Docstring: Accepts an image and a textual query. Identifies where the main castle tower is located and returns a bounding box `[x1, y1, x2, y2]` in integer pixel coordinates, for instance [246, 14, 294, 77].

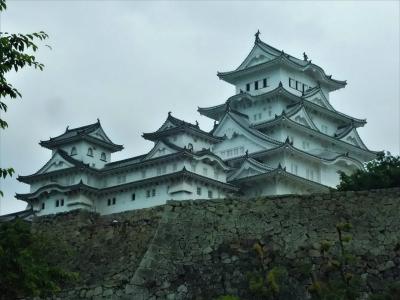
[199, 31, 376, 196]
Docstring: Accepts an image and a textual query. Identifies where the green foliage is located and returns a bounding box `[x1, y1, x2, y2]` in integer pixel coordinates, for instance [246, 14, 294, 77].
[309, 222, 362, 300]
[0, 219, 77, 299]
[0, 0, 49, 195]
[216, 295, 241, 300]
[337, 152, 400, 191]
[247, 242, 290, 299]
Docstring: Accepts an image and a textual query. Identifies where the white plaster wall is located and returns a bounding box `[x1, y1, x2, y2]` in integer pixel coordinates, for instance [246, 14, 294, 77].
[34, 192, 94, 216]
[95, 181, 228, 215]
[263, 125, 339, 154]
[308, 110, 344, 136]
[212, 135, 267, 160]
[165, 133, 213, 152]
[282, 154, 321, 183]
[232, 66, 326, 100]
[281, 67, 318, 97]
[60, 141, 111, 168]
[240, 180, 277, 197]
[234, 67, 280, 96]
[231, 96, 291, 125]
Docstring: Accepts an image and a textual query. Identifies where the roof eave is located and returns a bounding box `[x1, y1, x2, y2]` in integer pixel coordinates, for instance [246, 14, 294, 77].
[39, 136, 123, 152]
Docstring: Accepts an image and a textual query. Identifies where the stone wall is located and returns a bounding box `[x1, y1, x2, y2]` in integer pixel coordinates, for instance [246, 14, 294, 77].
[35, 188, 400, 299]
[32, 206, 164, 299]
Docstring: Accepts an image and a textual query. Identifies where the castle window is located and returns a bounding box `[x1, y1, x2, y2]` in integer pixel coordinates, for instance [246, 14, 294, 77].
[289, 78, 296, 88]
[55, 200, 59, 207]
[152, 189, 156, 197]
[254, 81, 259, 90]
[197, 187, 202, 196]
[87, 148, 93, 157]
[263, 78, 267, 88]
[112, 198, 116, 205]
[70, 147, 77, 156]
[61, 199, 64, 206]
[41, 202, 45, 210]
[208, 190, 213, 198]
[100, 152, 106, 161]
[107, 199, 111, 206]
[131, 193, 136, 201]
[246, 83, 250, 91]
[141, 170, 146, 179]
[146, 190, 151, 198]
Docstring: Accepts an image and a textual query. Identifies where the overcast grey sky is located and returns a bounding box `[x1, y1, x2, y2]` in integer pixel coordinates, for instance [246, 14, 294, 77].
[0, 1, 399, 215]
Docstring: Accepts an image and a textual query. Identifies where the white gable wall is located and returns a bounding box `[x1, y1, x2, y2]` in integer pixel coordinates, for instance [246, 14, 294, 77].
[34, 192, 94, 216]
[60, 141, 111, 168]
[308, 110, 346, 136]
[165, 132, 213, 152]
[234, 67, 282, 96]
[231, 96, 291, 125]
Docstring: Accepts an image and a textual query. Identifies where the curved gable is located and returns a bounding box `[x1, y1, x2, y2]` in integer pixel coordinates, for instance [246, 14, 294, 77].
[340, 128, 368, 150]
[36, 152, 76, 175]
[289, 106, 319, 131]
[228, 158, 273, 181]
[144, 141, 180, 160]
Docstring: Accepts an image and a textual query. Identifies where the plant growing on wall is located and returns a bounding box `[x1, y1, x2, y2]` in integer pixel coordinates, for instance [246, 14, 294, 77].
[308, 222, 362, 300]
[246, 241, 294, 299]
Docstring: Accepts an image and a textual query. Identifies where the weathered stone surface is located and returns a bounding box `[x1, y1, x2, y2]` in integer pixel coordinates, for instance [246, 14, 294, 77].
[32, 188, 400, 299]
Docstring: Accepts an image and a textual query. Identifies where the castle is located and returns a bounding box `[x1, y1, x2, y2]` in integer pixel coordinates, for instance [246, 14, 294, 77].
[16, 32, 376, 216]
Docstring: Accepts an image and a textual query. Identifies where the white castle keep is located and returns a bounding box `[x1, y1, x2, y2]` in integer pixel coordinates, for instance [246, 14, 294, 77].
[16, 33, 377, 216]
